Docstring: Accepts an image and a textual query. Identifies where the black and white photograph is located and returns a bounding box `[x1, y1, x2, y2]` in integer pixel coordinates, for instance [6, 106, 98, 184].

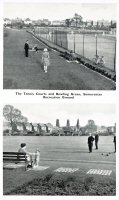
[3, 2, 116, 90]
[0, 0, 118, 199]
[3, 103, 116, 196]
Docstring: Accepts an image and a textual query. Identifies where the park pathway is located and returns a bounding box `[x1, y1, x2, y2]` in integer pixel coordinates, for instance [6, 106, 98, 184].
[3, 28, 115, 90]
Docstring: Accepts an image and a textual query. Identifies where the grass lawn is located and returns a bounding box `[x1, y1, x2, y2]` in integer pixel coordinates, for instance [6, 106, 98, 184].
[3, 28, 115, 90]
[3, 136, 116, 163]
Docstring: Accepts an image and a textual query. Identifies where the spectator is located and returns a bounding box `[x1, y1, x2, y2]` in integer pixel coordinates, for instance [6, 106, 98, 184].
[24, 40, 29, 57]
[70, 50, 76, 61]
[42, 48, 50, 73]
[113, 133, 116, 153]
[88, 133, 94, 153]
[95, 132, 99, 149]
[18, 143, 33, 169]
[34, 148, 40, 167]
[33, 44, 39, 53]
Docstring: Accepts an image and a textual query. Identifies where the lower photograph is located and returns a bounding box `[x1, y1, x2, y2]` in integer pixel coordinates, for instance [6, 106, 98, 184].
[3, 103, 116, 196]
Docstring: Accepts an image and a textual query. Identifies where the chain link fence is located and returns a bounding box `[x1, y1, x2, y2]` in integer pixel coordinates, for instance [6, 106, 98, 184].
[34, 27, 116, 72]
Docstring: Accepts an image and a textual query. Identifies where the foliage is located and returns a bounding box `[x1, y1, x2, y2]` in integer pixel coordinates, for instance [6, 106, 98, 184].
[65, 19, 73, 27]
[3, 105, 28, 133]
[73, 13, 83, 27]
[56, 119, 60, 127]
[7, 173, 116, 195]
[3, 105, 21, 123]
[66, 119, 70, 127]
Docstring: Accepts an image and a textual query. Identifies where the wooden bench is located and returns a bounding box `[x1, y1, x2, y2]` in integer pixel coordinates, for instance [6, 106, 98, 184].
[3, 152, 28, 171]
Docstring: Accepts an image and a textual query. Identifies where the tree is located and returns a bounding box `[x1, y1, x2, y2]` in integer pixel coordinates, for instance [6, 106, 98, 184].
[66, 119, 70, 127]
[65, 18, 73, 27]
[18, 115, 28, 123]
[30, 123, 35, 132]
[3, 105, 27, 134]
[18, 115, 28, 132]
[56, 119, 60, 127]
[85, 119, 97, 133]
[73, 13, 83, 27]
[76, 119, 80, 131]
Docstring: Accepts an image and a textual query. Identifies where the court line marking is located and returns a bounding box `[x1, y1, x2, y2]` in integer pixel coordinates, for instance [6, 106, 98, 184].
[54, 167, 79, 173]
[87, 169, 112, 176]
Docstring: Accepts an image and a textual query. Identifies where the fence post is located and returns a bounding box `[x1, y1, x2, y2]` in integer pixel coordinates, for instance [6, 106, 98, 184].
[46, 30, 47, 40]
[83, 33, 85, 57]
[95, 34, 97, 57]
[74, 32, 75, 53]
[114, 39, 116, 72]
[60, 31, 62, 47]
[39, 27, 40, 38]
[56, 28, 57, 45]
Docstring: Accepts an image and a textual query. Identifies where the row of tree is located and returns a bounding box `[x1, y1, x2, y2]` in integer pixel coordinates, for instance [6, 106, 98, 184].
[3, 105, 114, 136]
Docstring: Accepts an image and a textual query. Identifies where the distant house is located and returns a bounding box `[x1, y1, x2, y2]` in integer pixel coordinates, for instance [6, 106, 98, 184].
[3, 121, 11, 130]
[52, 126, 60, 134]
[3, 121, 12, 135]
[107, 126, 115, 134]
[60, 20, 65, 26]
[93, 21, 98, 27]
[4, 18, 12, 25]
[33, 19, 43, 26]
[31, 123, 38, 132]
[38, 123, 47, 132]
[86, 20, 93, 27]
[62, 126, 74, 135]
[42, 19, 51, 26]
[11, 18, 23, 25]
[46, 123, 53, 133]
[110, 23, 116, 35]
[52, 20, 62, 26]
[24, 18, 32, 25]
[97, 20, 111, 28]
[25, 123, 33, 132]
[97, 126, 108, 135]
[110, 28, 116, 35]
[16, 122, 24, 131]
[53, 20, 65, 26]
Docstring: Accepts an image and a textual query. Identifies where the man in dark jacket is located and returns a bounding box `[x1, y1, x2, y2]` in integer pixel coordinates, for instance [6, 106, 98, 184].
[113, 133, 116, 153]
[95, 132, 99, 149]
[24, 40, 29, 57]
[88, 133, 94, 153]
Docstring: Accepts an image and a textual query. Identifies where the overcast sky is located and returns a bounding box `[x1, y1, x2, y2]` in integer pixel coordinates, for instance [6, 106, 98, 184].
[3, 103, 116, 127]
[4, 3, 116, 21]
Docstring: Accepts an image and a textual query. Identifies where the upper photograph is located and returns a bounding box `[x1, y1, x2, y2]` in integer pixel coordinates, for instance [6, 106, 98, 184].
[3, 3, 116, 90]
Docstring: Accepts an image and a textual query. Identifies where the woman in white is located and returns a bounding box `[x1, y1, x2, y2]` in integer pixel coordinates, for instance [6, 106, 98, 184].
[42, 48, 50, 73]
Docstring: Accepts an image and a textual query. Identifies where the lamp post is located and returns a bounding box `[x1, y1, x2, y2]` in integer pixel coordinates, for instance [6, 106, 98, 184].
[71, 30, 75, 53]
[56, 28, 57, 45]
[60, 31, 62, 47]
[95, 34, 97, 57]
[114, 39, 116, 72]
[83, 33, 85, 57]
[49, 31, 51, 42]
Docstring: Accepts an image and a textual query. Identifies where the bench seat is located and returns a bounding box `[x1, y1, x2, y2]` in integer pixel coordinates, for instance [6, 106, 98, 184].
[3, 152, 27, 170]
